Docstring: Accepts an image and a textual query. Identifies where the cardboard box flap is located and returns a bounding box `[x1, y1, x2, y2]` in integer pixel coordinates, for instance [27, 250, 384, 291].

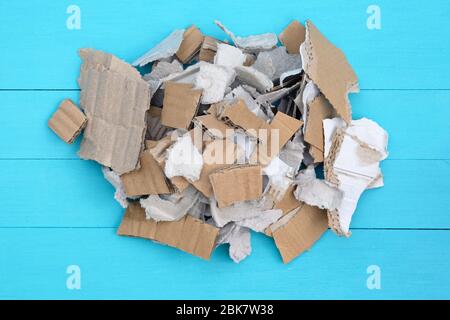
[161, 81, 202, 129]
[273, 203, 328, 264]
[121, 148, 171, 197]
[176, 25, 204, 64]
[48, 99, 87, 144]
[118, 203, 219, 260]
[279, 20, 306, 54]
[304, 94, 335, 162]
[209, 164, 263, 208]
[300, 21, 358, 123]
[219, 99, 267, 136]
[192, 139, 242, 197]
[77, 48, 151, 175]
[193, 114, 232, 139]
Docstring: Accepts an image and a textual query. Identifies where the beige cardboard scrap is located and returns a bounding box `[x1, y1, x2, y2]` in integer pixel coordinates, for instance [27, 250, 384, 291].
[118, 202, 219, 260]
[209, 164, 263, 208]
[48, 99, 87, 144]
[193, 114, 233, 139]
[176, 25, 204, 63]
[146, 106, 171, 141]
[77, 48, 150, 175]
[121, 145, 171, 197]
[304, 94, 335, 163]
[161, 81, 202, 129]
[300, 21, 358, 123]
[273, 203, 328, 263]
[252, 111, 303, 165]
[199, 36, 221, 62]
[219, 99, 267, 136]
[191, 139, 242, 197]
[279, 20, 306, 54]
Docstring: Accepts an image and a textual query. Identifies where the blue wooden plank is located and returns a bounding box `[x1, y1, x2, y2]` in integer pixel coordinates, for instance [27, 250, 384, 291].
[0, 228, 448, 299]
[0, 159, 449, 229]
[0, 1, 449, 89]
[1, 90, 449, 160]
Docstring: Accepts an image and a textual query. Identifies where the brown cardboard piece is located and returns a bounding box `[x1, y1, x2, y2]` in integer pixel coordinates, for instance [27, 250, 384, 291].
[219, 99, 267, 137]
[121, 142, 171, 197]
[209, 165, 263, 208]
[304, 94, 335, 163]
[77, 48, 151, 175]
[252, 111, 303, 165]
[161, 81, 202, 129]
[193, 114, 233, 139]
[301, 21, 358, 123]
[176, 25, 204, 63]
[48, 99, 87, 144]
[272, 203, 328, 264]
[191, 139, 242, 197]
[199, 36, 221, 62]
[279, 20, 306, 54]
[118, 203, 219, 260]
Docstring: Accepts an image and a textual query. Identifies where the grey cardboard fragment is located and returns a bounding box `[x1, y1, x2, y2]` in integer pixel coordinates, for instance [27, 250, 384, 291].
[252, 47, 302, 80]
[133, 29, 185, 67]
[236, 209, 282, 232]
[215, 20, 278, 52]
[140, 185, 200, 222]
[235, 66, 273, 93]
[216, 223, 251, 263]
[294, 165, 343, 210]
[101, 166, 129, 208]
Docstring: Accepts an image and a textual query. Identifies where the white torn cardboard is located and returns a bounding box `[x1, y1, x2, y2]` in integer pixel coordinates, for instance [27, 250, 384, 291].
[214, 43, 246, 68]
[216, 223, 251, 263]
[324, 117, 388, 236]
[194, 63, 235, 104]
[214, 20, 278, 52]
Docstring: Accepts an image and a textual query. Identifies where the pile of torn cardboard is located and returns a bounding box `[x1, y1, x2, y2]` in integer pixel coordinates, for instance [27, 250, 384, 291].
[48, 20, 388, 264]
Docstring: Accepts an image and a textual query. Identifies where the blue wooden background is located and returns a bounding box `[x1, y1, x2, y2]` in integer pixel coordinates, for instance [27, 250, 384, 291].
[0, 1, 449, 299]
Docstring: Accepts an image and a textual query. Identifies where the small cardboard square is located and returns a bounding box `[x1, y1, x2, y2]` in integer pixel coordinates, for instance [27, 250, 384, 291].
[121, 145, 171, 197]
[48, 99, 87, 144]
[193, 114, 233, 139]
[219, 99, 267, 136]
[199, 36, 221, 62]
[161, 81, 202, 129]
[176, 25, 204, 63]
[209, 164, 263, 208]
[279, 20, 306, 54]
[117, 203, 219, 260]
[273, 203, 328, 264]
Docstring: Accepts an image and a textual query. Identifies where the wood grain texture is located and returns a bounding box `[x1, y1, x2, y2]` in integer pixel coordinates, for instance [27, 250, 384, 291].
[0, 1, 449, 89]
[0, 229, 449, 299]
[0, 1, 449, 299]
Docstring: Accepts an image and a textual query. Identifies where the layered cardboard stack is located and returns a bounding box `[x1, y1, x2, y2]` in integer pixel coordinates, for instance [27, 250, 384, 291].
[48, 20, 388, 264]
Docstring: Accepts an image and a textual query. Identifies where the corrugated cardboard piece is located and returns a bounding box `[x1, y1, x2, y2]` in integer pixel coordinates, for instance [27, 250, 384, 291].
[273, 203, 328, 263]
[48, 99, 87, 144]
[77, 48, 151, 175]
[192, 139, 242, 197]
[199, 36, 221, 62]
[304, 94, 335, 163]
[219, 99, 267, 136]
[161, 81, 202, 129]
[301, 21, 358, 123]
[279, 20, 306, 54]
[118, 203, 219, 260]
[209, 165, 263, 208]
[176, 25, 204, 63]
[193, 114, 232, 139]
[121, 143, 171, 197]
